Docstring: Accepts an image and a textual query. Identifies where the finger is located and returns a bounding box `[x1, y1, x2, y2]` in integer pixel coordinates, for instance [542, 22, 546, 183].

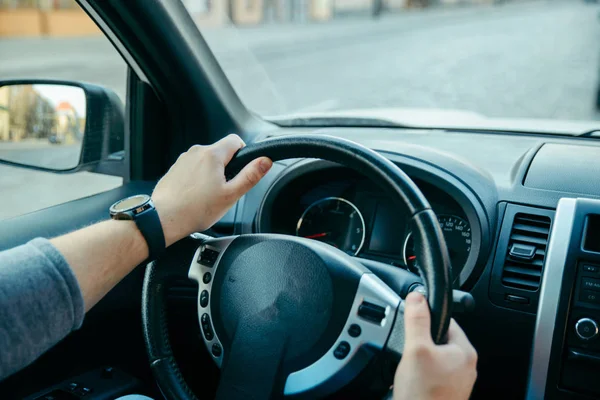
[226, 157, 272, 197]
[445, 319, 473, 351]
[403, 292, 433, 345]
[211, 134, 245, 164]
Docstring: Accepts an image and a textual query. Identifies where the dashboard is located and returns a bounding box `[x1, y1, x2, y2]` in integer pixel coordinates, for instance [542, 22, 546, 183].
[256, 163, 482, 287]
[229, 128, 600, 400]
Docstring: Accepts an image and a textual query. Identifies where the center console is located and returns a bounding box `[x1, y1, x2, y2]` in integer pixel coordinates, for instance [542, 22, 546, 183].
[528, 198, 600, 399]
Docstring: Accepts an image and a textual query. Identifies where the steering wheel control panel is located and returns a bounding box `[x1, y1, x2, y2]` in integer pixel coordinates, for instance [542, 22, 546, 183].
[188, 238, 235, 368]
[283, 273, 400, 397]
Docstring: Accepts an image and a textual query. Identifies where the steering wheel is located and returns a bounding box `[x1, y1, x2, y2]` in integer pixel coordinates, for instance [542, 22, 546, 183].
[142, 135, 452, 400]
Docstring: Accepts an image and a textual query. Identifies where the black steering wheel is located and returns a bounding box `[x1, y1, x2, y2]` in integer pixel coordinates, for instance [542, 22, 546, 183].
[142, 135, 452, 400]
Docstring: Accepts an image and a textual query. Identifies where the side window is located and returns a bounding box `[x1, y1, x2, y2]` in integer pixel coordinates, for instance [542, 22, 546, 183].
[0, 0, 127, 221]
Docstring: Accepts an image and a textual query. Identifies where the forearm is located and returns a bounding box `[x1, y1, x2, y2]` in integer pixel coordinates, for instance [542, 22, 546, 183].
[0, 135, 271, 381]
[51, 219, 149, 311]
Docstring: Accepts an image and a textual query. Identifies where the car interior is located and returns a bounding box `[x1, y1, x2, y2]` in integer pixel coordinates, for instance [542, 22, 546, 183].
[1, 0, 600, 399]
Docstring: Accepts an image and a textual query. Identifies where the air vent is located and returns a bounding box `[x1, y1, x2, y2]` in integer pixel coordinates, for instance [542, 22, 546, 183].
[501, 213, 552, 291]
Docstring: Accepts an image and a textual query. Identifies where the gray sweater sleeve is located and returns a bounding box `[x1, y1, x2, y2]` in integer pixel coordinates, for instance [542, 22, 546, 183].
[0, 238, 84, 380]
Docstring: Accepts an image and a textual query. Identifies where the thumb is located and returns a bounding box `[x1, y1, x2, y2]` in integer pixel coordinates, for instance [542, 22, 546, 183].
[403, 292, 433, 345]
[226, 157, 273, 197]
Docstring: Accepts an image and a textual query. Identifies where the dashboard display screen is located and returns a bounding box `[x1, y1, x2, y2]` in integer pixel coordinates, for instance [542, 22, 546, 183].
[584, 214, 600, 253]
[368, 201, 404, 256]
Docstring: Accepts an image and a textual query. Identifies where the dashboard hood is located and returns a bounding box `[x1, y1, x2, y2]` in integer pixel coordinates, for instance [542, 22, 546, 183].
[269, 107, 600, 135]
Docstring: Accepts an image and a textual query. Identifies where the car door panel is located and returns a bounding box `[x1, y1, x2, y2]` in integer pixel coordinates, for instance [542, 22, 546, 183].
[0, 182, 156, 251]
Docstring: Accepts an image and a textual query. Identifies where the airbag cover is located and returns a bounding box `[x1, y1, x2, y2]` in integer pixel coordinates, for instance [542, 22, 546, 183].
[213, 239, 335, 360]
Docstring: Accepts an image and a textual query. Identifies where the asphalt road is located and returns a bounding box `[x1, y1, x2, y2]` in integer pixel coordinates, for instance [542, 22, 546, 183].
[0, 0, 598, 220]
[0, 141, 80, 170]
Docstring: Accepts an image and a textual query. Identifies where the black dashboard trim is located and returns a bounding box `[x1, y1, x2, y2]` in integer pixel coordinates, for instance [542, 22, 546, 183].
[517, 142, 545, 187]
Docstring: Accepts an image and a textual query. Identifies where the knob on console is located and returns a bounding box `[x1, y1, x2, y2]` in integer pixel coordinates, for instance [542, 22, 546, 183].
[576, 318, 599, 340]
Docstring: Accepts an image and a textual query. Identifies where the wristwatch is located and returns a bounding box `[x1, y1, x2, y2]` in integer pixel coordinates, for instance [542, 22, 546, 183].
[109, 194, 166, 260]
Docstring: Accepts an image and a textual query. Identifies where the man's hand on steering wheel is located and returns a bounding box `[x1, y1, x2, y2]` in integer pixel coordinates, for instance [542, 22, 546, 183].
[394, 292, 477, 400]
[151, 134, 273, 246]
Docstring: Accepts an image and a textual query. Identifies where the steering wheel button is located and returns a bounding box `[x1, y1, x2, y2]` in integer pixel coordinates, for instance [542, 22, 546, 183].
[200, 290, 209, 307]
[198, 248, 219, 267]
[203, 325, 214, 340]
[358, 301, 386, 323]
[201, 313, 214, 340]
[333, 341, 351, 360]
[212, 343, 222, 357]
[203, 272, 212, 284]
[348, 324, 361, 338]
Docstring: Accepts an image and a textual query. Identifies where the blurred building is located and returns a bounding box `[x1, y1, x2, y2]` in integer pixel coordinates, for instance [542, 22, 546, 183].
[54, 100, 81, 144]
[0, 0, 100, 37]
[0, 88, 9, 141]
[184, 0, 402, 25]
[0, 0, 516, 36]
[0, 85, 57, 142]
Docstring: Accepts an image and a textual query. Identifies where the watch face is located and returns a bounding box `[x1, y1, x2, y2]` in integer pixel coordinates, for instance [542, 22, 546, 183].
[111, 194, 151, 213]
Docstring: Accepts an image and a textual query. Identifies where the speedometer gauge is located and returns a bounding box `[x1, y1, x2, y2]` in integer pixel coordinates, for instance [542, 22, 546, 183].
[296, 197, 366, 256]
[403, 215, 471, 276]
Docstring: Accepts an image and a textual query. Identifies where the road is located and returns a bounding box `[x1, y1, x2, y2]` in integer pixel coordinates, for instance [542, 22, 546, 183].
[203, 0, 600, 120]
[0, 0, 598, 220]
[0, 141, 80, 170]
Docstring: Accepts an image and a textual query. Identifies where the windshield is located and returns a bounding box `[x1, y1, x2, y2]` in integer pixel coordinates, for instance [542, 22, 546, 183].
[183, 0, 600, 133]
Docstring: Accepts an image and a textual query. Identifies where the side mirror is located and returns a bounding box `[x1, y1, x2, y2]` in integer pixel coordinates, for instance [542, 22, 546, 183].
[0, 80, 125, 174]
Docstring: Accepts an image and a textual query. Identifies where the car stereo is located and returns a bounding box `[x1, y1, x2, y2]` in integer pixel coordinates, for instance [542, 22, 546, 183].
[528, 198, 600, 399]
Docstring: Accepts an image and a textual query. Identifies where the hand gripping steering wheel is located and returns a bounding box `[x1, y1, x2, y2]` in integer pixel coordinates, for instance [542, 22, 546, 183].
[142, 135, 452, 399]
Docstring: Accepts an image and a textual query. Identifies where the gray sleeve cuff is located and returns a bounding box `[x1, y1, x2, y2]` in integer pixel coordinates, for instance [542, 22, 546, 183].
[0, 237, 85, 380]
[28, 238, 85, 330]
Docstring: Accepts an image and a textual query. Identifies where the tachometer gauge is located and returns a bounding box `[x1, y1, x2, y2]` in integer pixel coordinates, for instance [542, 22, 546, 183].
[296, 197, 366, 256]
[403, 215, 471, 276]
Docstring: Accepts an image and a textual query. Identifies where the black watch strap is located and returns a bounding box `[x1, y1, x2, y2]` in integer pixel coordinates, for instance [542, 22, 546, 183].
[136, 207, 166, 260]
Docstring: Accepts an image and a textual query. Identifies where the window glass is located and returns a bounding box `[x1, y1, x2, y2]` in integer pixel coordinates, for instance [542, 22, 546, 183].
[0, 0, 126, 220]
[182, 0, 600, 133]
